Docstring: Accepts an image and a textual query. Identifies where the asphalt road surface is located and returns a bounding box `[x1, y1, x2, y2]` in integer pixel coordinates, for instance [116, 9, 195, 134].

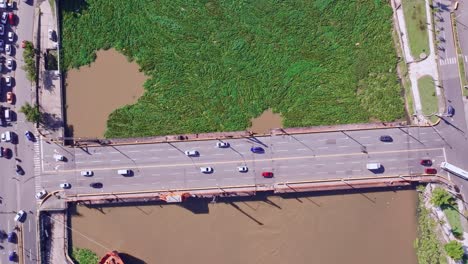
[0, 0, 38, 263]
[35, 127, 448, 196]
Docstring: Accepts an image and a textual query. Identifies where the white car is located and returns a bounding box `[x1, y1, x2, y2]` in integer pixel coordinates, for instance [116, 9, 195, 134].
[5, 76, 11, 86]
[216, 142, 230, 148]
[35, 190, 47, 199]
[0, 24, 4, 36]
[200, 167, 213, 173]
[6, 58, 13, 70]
[5, 44, 11, 55]
[14, 210, 25, 222]
[238, 166, 248, 173]
[80, 170, 93, 176]
[7, 31, 13, 42]
[1, 12, 7, 24]
[48, 29, 54, 40]
[184, 150, 199, 157]
[60, 183, 71, 189]
[53, 154, 64, 161]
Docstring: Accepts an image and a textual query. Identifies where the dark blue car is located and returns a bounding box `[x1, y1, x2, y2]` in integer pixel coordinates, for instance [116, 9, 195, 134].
[8, 251, 16, 261]
[250, 146, 264, 153]
[447, 105, 455, 117]
[7, 232, 15, 243]
[24, 131, 33, 141]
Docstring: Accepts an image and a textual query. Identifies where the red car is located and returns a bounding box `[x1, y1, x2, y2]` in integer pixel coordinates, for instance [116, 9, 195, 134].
[420, 159, 432, 166]
[425, 168, 437, 174]
[262, 171, 274, 178]
[7, 12, 13, 25]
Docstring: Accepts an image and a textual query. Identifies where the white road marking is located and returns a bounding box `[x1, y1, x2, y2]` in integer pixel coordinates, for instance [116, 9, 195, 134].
[351, 161, 360, 164]
[439, 57, 457, 65]
[91, 160, 103, 163]
[110, 160, 121, 162]
[149, 149, 164, 152]
[352, 169, 361, 172]
[317, 147, 329, 149]
[316, 172, 327, 174]
[276, 142, 289, 144]
[75, 161, 84, 164]
[152, 174, 160, 176]
[336, 162, 345, 165]
[296, 148, 308, 151]
[214, 153, 225, 156]
[336, 170, 345, 173]
[109, 151, 119, 154]
[359, 136, 371, 139]
[338, 146, 349, 148]
[128, 150, 140, 153]
[168, 156, 180, 158]
[276, 150, 289, 152]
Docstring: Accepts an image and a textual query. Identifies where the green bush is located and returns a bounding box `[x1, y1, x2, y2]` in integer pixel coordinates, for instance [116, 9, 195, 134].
[71, 248, 99, 264]
[19, 103, 41, 123]
[61, 0, 405, 138]
[431, 187, 455, 208]
[444, 241, 464, 261]
[415, 192, 447, 264]
[22, 41, 36, 81]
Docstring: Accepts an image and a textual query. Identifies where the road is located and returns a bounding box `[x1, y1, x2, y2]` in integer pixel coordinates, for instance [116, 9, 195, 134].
[0, 0, 38, 263]
[34, 127, 448, 196]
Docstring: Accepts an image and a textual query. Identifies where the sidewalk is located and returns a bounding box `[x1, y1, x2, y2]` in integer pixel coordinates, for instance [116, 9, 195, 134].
[392, 0, 444, 124]
[36, 0, 63, 140]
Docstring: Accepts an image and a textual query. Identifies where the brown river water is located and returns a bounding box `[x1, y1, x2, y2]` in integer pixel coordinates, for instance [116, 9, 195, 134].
[65, 49, 146, 138]
[71, 190, 418, 264]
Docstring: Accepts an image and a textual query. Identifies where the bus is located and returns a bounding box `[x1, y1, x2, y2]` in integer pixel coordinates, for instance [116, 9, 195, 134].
[440, 162, 468, 180]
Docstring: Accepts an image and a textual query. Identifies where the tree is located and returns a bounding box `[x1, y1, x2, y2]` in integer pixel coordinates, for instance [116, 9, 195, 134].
[431, 187, 455, 208]
[19, 103, 41, 123]
[444, 240, 464, 261]
[72, 248, 99, 264]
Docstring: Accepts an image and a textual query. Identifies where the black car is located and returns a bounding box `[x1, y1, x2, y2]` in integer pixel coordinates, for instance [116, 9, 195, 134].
[379, 135, 393, 142]
[15, 165, 24, 175]
[8, 251, 16, 261]
[24, 131, 34, 141]
[90, 182, 103, 188]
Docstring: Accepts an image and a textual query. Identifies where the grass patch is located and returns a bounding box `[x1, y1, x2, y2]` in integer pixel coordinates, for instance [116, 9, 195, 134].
[418, 75, 438, 122]
[403, 0, 430, 59]
[450, 13, 468, 97]
[71, 248, 99, 264]
[415, 190, 448, 264]
[442, 206, 464, 239]
[393, 29, 414, 116]
[61, 0, 405, 138]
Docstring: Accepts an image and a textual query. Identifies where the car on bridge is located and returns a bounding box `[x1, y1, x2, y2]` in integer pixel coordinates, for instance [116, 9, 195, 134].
[379, 135, 393, 142]
[81, 171, 93, 176]
[238, 166, 248, 173]
[200, 167, 213, 173]
[184, 150, 199, 157]
[90, 182, 103, 188]
[262, 171, 274, 178]
[420, 159, 432, 166]
[425, 168, 437, 174]
[251, 146, 264, 153]
[216, 142, 229, 148]
[60, 183, 71, 189]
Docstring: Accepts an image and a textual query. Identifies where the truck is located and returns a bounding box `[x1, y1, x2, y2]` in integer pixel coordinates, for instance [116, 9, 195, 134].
[366, 163, 381, 170]
[440, 162, 468, 180]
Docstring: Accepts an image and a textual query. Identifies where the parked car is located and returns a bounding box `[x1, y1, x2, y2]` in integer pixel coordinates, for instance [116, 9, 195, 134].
[0, 39, 4, 51]
[0, 0, 6, 8]
[14, 210, 25, 222]
[35, 190, 47, 200]
[80, 170, 93, 176]
[0, 146, 3, 157]
[90, 182, 103, 188]
[447, 105, 455, 117]
[425, 168, 437, 174]
[262, 171, 274, 178]
[15, 165, 24, 175]
[24, 131, 34, 141]
[0, 24, 4, 35]
[6, 58, 13, 70]
[1, 13, 7, 24]
[7, 0, 12, 8]
[6, 91, 13, 104]
[216, 142, 229, 148]
[420, 159, 432, 166]
[184, 150, 199, 157]
[5, 43, 11, 55]
[48, 29, 55, 41]
[379, 135, 393, 142]
[59, 183, 71, 189]
[7, 232, 15, 243]
[7, 12, 13, 25]
[250, 146, 264, 153]
[8, 251, 16, 261]
[5, 75, 11, 86]
[7, 31, 13, 42]
[238, 166, 248, 173]
[200, 167, 213, 173]
[2, 147, 11, 158]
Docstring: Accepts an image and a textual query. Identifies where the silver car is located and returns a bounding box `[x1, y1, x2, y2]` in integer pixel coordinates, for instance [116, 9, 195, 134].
[80, 170, 93, 176]
[5, 43, 11, 55]
[35, 190, 47, 200]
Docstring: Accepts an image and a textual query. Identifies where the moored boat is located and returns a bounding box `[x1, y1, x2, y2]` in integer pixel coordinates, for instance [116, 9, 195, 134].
[99, 251, 124, 264]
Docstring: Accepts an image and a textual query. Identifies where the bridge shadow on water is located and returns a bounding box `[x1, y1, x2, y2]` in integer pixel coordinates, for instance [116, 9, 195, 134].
[119, 252, 146, 264]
